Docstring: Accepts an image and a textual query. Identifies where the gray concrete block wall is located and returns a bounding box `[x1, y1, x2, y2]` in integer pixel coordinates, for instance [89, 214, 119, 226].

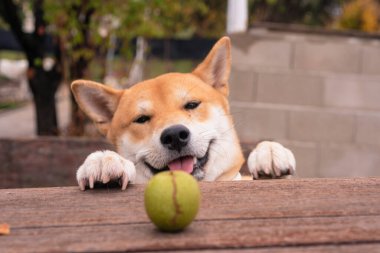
[293, 42, 362, 73]
[324, 76, 380, 110]
[289, 110, 356, 143]
[231, 104, 288, 140]
[229, 70, 256, 101]
[319, 144, 380, 177]
[362, 45, 380, 75]
[229, 29, 380, 178]
[256, 73, 323, 106]
[355, 113, 380, 146]
[231, 39, 292, 68]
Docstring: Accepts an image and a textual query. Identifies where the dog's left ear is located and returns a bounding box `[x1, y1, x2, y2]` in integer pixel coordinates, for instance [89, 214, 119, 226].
[192, 36, 231, 96]
[71, 80, 123, 135]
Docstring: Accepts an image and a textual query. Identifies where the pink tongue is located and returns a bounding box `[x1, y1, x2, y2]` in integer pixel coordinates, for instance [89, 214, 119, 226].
[167, 156, 194, 174]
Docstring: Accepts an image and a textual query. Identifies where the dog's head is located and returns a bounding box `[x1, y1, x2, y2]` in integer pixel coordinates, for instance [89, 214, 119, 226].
[71, 37, 244, 182]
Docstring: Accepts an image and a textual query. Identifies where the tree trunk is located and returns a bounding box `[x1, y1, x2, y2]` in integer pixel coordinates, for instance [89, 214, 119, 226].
[126, 36, 146, 87]
[67, 57, 89, 136]
[65, 5, 95, 136]
[28, 67, 60, 135]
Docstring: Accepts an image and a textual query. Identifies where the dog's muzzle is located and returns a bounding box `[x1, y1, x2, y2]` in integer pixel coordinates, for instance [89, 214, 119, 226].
[144, 141, 212, 181]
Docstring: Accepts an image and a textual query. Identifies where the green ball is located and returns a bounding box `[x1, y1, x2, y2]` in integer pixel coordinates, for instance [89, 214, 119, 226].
[144, 171, 201, 232]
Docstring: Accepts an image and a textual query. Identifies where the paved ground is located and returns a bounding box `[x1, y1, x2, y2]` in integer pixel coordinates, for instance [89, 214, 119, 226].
[0, 85, 70, 138]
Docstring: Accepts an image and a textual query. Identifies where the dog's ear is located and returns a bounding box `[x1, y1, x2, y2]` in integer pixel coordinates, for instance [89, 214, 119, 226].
[71, 80, 123, 135]
[192, 36, 231, 96]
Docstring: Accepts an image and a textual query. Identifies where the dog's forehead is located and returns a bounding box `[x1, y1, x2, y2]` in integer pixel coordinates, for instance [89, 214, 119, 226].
[125, 73, 210, 106]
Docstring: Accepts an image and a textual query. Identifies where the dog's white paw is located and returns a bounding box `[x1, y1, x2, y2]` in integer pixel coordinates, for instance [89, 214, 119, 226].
[76, 150, 136, 191]
[247, 141, 296, 179]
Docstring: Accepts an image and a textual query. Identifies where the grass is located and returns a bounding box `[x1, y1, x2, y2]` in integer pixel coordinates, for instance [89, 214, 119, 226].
[145, 58, 197, 78]
[0, 50, 198, 80]
[0, 101, 23, 110]
[0, 50, 25, 60]
[87, 57, 200, 83]
[0, 50, 199, 77]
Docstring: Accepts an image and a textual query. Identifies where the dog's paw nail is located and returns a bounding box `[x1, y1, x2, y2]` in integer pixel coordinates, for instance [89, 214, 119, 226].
[273, 167, 281, 177]
[252, 170, 259, 180]
[121, 173, 129, 190]
[263, 166, 271, 175]
[89, 176, 95, 189]
[79, 179, 86, 191]
[102, 175, 110, 184]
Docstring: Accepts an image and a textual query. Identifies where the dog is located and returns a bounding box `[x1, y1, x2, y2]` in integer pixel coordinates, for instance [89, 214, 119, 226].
[71, 37, 296, 190]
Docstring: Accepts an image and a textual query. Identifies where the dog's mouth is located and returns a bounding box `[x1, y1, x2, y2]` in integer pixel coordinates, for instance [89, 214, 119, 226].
[144, 143, 211, 180]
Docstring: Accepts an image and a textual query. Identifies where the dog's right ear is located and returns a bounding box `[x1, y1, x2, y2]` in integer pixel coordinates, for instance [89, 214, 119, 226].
[71, 80, 123, 135]
[192, 36, 231, 96]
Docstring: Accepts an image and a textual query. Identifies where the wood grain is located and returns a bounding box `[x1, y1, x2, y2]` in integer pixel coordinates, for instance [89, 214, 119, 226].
[1, 215, 380, 252]
[157, 244, 380, 253]
[1, 178, 379, 228]
[0, 178, 379, 252]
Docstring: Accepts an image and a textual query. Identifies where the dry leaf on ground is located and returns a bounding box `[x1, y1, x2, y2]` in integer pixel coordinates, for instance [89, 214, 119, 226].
[0, 224, 10, 235]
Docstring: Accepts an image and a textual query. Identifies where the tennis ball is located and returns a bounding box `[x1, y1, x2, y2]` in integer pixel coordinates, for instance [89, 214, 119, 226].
[144, 171, 201, 232]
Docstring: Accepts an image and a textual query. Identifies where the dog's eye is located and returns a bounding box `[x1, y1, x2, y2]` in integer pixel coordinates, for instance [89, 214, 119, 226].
[134, 115, 151, 124]
[184, 101, 201, 110]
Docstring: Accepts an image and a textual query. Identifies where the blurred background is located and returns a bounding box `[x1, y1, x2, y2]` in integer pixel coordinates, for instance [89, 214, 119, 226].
[0, 0, 380, 188]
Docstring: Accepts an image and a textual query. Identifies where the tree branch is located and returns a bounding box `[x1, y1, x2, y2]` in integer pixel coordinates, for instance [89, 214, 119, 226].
[0, 0, 34, 64]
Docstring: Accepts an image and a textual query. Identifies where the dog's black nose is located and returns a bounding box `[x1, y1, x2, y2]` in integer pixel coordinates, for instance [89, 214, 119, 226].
[160, 125, 190, 152]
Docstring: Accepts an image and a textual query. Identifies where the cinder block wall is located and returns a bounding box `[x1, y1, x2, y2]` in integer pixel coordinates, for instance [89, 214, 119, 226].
[229, 27, 380, 178]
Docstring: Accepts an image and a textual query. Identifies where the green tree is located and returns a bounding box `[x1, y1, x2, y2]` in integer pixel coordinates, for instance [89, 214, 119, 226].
[336, 0, 380, 32]
[0, 0, 226, 136]
[44, 0, 225, 135]
[248, 0, 346, 27]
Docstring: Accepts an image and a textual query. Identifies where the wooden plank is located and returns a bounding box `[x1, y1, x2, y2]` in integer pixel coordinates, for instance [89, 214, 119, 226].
[157, 244, 380, 253]
[0, 178, 379, 228]
[1, 215, 379, 253]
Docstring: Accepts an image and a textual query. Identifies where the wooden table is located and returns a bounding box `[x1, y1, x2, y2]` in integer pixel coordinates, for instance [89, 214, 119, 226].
[1, 178, 380, 252]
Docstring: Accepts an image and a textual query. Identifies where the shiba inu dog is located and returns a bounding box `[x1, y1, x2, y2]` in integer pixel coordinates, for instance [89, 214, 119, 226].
[71, 37, 296, 191]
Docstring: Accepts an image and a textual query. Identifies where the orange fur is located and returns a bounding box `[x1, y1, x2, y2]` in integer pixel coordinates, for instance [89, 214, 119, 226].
[110, 73, 229, 144]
